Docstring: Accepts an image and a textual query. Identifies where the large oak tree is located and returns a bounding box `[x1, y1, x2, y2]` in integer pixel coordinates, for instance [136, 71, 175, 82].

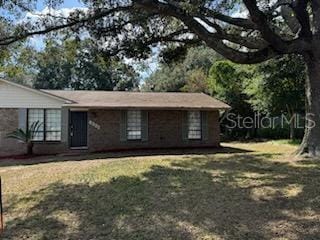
[0, 0, 319, 155]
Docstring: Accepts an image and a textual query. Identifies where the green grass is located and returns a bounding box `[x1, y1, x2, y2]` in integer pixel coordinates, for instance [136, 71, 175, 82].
[1, 141, 320, 240]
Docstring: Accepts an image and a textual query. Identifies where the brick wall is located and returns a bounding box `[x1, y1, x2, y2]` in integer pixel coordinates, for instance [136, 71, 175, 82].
[88, 109, 220, 152]
[0, 108, 67, 157]
[0, 108, 221, 157]
[0, 108, 25, 156]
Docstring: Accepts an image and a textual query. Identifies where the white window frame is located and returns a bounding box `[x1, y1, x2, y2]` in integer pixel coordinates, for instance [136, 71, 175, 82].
[126, 110, 142, 140]
[187, 111, 202, 140]
[27, 109, 62, 142]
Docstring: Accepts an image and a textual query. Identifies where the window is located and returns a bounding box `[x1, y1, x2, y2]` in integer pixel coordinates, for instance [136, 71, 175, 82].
[45, 110, 62, 141]
[28, 109, 61, 141]
[28, 109, 44, 141]
[188, 111, 202, 140]
[127, 110, 142, 140]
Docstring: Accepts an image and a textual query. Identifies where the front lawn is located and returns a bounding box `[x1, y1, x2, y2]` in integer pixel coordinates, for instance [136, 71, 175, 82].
[1, 141, 319, 239]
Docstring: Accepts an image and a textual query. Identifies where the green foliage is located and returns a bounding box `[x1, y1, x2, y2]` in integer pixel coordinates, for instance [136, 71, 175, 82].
[245, 55, 306, 115]
[183, 47, 221, 72]
[0, 20, 37, 85]
[181, 68, 208, 93]
[34, 38, 139, 90]
[0, 33, 139, 91]
[208, 56, 306, 118]
[143, 46, 219, 92]
[7, 120, 43, 155]
[256, 124, 304, 140]
[34, 39, 71, 89]
[208, 56, 306, 140]
[208, 60, 254, 109]
[208, 60, 256, 138]
[7, 121, 42, 143]
[160, 45, 189, 64]
[142, 64, 186, 92]
[0, 45, 37, 85]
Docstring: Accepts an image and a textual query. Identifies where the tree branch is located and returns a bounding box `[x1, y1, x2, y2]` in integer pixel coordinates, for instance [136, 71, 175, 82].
[105, 29, 200, 57]
[200, 7, 258, 30]
[269, 0, 292, 13]
[0, 0, 312, 64]
[96, 13, 156, 35]
[243, 0, 289, 52]
[209, 41, 278, 64]
[292, 0, 312, 39]
[312, 0, 320, 36]
[280, 5, 301, 34]
[134, 0, 278, 63]
[0, 5, 132, 46]
[221, 33, 268, 49]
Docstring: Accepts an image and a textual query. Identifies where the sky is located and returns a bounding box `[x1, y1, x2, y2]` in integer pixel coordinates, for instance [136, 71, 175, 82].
[2, 1, 249, 81]
[14, 0, 158, 80]
[36, 0, 85, 10]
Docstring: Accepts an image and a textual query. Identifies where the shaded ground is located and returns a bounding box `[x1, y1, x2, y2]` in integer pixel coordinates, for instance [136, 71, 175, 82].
[1, 141, 319, 239]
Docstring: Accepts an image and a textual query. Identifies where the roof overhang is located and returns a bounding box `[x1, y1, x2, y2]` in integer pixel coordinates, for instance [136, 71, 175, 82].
[63, 104, 231, 111]
[0, 79, 74, 103]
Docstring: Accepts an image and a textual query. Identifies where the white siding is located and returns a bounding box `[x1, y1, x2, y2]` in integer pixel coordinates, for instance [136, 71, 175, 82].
[0, 81, 64, 108]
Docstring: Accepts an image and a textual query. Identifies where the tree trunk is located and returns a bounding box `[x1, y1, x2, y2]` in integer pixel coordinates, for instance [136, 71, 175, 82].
[297, 56, 320, 156]
[27, 142, 33, 156]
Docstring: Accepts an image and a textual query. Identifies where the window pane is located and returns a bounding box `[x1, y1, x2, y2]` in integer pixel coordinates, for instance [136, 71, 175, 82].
[46, 110, 61, 131]
[33, 132, 44, 141]
[46, 110, 61, 141]
[28, 109, 44, 141]
[46, 132, 61, 141]
[188, 111, 201, 140]
[127, 110, 142, 140]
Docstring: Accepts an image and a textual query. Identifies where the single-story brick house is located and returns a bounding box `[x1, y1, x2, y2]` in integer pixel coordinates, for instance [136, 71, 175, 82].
[0, 79, 230, 157]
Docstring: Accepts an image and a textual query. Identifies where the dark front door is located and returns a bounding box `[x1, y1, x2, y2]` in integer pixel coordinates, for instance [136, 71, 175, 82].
[70, 111, 88, 148]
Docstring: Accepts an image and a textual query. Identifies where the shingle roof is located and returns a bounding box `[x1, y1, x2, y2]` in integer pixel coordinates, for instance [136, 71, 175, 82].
[42, 90, 231, 110]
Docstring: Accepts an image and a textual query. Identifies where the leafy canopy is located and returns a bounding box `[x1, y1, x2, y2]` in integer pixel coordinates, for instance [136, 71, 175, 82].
[245, 55, 306, 115]
[0, 0, 317, 65]
[143, 46, 219, 92]
[34, 38, 139, 90]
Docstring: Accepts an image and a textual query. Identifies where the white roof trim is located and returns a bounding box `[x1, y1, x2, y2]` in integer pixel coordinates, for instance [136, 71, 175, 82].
[0, 79, 74, 103]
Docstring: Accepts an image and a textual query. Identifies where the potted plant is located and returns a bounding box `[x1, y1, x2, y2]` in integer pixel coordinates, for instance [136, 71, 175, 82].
[6, 121, 42, 156]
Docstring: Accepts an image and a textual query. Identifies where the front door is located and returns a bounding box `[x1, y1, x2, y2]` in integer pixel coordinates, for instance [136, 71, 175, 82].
[70, 111, 88, 148]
